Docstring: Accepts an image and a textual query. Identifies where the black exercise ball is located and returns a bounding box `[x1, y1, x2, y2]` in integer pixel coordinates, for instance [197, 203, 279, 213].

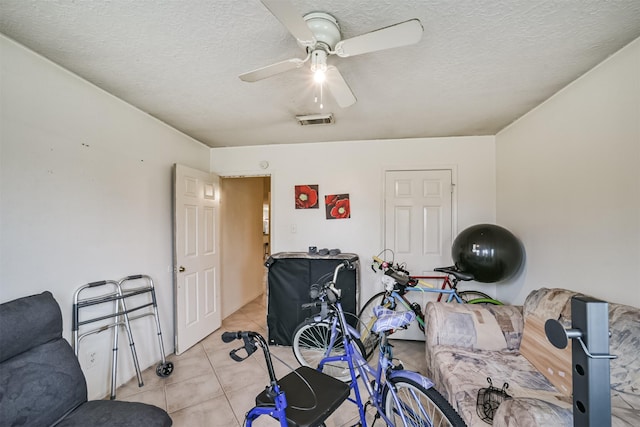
[452, 224, 524, 283]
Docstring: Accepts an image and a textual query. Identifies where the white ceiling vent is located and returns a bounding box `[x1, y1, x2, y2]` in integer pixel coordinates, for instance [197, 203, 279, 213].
[296, 113, 334, 126]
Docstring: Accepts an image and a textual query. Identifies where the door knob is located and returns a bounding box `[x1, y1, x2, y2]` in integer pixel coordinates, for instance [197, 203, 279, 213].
[178, 266, 186, 272]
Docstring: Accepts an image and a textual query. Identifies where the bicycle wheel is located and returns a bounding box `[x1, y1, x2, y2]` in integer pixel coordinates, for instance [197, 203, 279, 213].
[458, 290, 503, 305]
[357, 292, 393, 359]
[291, 319, 365, 382]
[383, 377, 466, 427]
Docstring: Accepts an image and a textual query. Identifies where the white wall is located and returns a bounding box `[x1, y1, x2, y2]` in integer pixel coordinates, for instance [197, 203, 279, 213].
[211, 136, 497, 304]
[0, 35, 210, 399]
[496, 37, 640, 307]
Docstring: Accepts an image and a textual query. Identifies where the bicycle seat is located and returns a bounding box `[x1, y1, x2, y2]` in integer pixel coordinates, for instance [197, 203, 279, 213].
[372, 306, 416, 333]
[255, 365, 350, 427]
[434, 266, 475, 281]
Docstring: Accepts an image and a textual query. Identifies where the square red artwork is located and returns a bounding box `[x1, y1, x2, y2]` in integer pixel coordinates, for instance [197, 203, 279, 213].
[325, 194, 350, 219]
[294, 185, 319, 209]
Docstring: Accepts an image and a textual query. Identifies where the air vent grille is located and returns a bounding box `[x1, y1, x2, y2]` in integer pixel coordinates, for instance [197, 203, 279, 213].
[296, 113, 334, 125]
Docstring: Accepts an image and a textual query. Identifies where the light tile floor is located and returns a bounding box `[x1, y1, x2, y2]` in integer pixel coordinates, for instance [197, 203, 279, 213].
[116, 295, 428, 426]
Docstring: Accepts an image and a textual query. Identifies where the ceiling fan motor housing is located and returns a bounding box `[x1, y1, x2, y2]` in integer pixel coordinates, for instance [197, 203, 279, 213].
[303, 12, 341, 51]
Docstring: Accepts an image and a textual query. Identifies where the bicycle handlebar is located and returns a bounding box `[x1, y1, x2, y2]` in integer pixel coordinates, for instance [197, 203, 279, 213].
[221, 330, 278, 383]
[372, 255, 436, 289]
[221, 331, 240, 343]
[221, 331, 260, 361]
[385, 268, 410, 285]
[304, 259, 357, 305]
[307, 282, 340, 303]
[301, 301, 320, 309]
[332, 259, 356, 285]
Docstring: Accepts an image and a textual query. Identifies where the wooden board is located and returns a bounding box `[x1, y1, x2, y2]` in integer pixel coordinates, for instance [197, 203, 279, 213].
[520, 315, 573, 396]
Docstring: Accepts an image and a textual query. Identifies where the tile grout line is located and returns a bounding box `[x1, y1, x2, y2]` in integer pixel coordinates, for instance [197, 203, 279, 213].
[204, 337, 244, 426]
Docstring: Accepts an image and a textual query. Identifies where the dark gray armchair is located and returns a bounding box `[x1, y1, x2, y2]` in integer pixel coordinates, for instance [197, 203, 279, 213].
[0, 291, 172, 426]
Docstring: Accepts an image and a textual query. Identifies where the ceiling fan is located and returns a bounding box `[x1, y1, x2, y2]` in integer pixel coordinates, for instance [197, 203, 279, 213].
[240, 0, 424, 108]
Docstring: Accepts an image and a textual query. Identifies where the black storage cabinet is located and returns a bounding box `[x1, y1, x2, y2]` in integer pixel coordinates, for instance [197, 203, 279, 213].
[265, 252, 359, 346]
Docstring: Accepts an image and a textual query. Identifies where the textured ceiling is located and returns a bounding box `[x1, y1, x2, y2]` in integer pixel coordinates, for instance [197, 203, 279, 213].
[1, 0, 639, 148]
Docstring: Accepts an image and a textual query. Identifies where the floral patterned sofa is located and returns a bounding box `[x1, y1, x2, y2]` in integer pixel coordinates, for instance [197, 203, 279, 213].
[424, 288, 640, 426]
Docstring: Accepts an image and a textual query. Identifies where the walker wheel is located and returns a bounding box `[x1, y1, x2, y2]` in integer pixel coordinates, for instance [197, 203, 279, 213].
[156, 361, 174, 377]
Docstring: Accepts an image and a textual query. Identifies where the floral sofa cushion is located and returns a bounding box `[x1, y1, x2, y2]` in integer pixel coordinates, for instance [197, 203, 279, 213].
[424, 288, 640, 427]
[429, 346, 572, 425]
[606, 302, 640, 425]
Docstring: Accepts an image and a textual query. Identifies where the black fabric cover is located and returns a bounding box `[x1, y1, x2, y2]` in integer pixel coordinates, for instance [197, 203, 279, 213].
[0, 291, 172, 427]
[58, 400, 172, 427]
[266, 253, 359, 346]
[0, 291, 62, 363]
[0, 339, 87, 427]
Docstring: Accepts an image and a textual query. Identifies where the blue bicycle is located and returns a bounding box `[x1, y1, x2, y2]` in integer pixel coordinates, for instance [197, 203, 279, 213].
[223, 259, 466, 427]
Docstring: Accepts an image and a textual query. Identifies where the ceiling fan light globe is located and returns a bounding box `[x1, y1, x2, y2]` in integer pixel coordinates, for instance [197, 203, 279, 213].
[310, 49, 328, 73]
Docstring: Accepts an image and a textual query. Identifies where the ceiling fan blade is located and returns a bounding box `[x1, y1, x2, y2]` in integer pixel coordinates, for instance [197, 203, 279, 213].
[239, 58, 305, 82]
[325, 66, 356, 108]
[334, 19, 423, 58]
[260, 0, 316, 47]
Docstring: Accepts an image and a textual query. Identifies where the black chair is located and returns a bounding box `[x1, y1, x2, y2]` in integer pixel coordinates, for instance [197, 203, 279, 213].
[0, 291, 172, 426]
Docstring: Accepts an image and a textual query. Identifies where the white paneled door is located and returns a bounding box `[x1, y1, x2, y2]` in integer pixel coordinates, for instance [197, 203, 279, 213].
[173, 164, 221, 355]
[384, 169, 453, 340]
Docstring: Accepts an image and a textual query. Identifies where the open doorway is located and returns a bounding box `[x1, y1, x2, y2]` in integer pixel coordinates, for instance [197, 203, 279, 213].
[220, 176, 271, 319]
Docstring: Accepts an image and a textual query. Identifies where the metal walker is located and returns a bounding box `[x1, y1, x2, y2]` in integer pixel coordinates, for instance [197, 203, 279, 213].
[117, 274, 174, 378]
[72, 275, 173, 399]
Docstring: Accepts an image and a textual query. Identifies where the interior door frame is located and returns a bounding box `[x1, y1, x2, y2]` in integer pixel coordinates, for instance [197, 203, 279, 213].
[218, 173, 272, 319]
[220, 174, 273, 319]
